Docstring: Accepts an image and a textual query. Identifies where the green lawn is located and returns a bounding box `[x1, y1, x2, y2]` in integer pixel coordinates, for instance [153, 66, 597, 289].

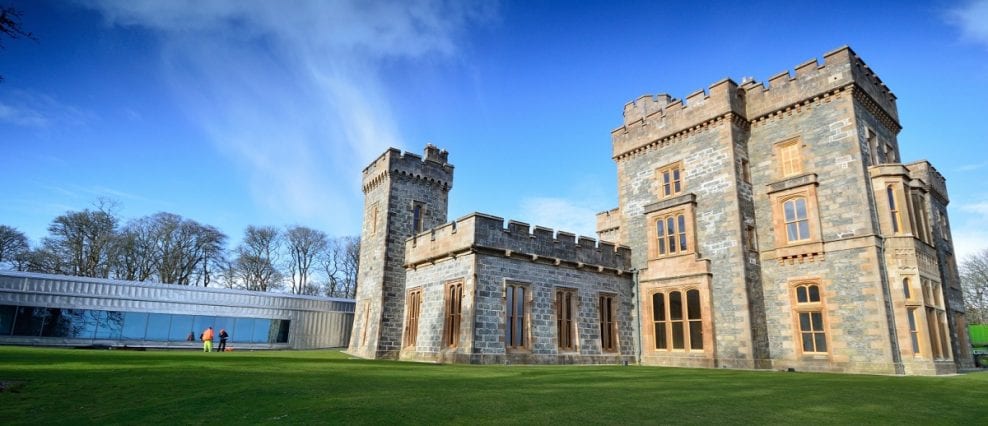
[1, 346, 986, 424]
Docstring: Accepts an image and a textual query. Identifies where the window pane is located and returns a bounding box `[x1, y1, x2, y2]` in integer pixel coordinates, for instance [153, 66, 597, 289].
[252, 319, 272, 343]
[796, 286, 808, 303]
[798, 221, 809, 240]
[802, 333, 814, 351]
[678, 215, 687, 251]
[814, 333, 827, 352]
[903, 279, 911, 299]
[96, 311, 124, 340]
[671, 322, 684, 349]
[121, 312, 148, 340]
[669, 292, 683, 321]
[689, 320, 703, 350]
[655, 322, 666, 349]
[0, 305, 15, 336]
[656, 220, 665, 237]
[506, 287, 514, 345]
[808, 286, 820, 303]
[233, 317, 254, 343]
[887, 187, 896, 209]
[214, 317, 236, 340]
[787, 223, 798, 242]
[784, 201, 795, 221]
[13, 306, 46, 337]
[41, 308, 76, 338]
[145, 313, 171, 341]
[687, 290, 701, 320]
[795, 199, 807, 219]
[811, 312, 824, 331]
[169, 315, 195, 342]
[193, 316, 217, 336]
[799, 312, 810, 332]
[652, 293, 665, 322]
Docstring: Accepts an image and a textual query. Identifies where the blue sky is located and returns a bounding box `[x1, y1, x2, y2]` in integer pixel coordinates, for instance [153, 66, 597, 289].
[1, 0, 987, 260]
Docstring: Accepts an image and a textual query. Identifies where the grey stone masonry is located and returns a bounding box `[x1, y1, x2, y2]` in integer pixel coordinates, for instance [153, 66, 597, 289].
[347, 145, 453, 360]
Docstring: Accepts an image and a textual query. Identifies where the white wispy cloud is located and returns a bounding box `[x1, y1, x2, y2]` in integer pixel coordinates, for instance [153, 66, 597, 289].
[518, 197, 602, 238]
[957, 162, 988, 172]
[85, 0, 496, 234]
[946, 0, 988, 50]
[955, 200, 988, 261]
[0, 90, 91, 128]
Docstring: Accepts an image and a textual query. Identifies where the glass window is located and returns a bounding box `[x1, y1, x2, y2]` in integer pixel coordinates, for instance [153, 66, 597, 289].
[506, 284, 528, 350]
[233, 317, 254, 343]
[41, 308, 92, 338]
[652, 293, 666, 350]
[96, 311, 124, 340]
[687, 290, 703, 350]
[214, 317, 236, 341]
[121, 312, 149, 340]
[887, 186, 901, 234]
[599, 295, 617, 353]
[555, 288, 576, 351]
[252, 318, 271, 343]
[13, 306, 46, 337]
[0, 305, 15, 336]
[444, 282, 463, 348]
[784, 198, 810, 242]
[169, 315, 195, 342]
[145, 313, 171, 341]
[405, 289, 422, 347]
[193, 316, 217, 337]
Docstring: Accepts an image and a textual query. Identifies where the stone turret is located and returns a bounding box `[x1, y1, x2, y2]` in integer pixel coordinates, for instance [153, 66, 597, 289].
[347, 145, 453, 359]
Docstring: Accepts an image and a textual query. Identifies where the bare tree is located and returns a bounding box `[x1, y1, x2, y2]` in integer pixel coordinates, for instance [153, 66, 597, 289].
[236, 226, 281, 292]
[1, 6, 36, 83]
[110, 216, 158, 281]
[0, 225, 29, 269]
[285, 225, 328, 295]
[321, 236, 360, 298]
[42, 204, 119, 278]
[962, 248, 988, 324]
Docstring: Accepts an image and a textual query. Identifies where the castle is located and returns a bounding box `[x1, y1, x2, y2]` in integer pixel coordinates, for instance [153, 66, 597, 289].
[346, 46, 970, 375]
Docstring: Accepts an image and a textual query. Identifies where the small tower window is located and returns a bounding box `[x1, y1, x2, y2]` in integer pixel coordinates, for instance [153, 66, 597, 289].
[412, 202, 426, 233]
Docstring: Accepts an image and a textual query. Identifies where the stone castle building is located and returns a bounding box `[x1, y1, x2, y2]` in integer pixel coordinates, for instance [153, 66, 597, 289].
[347, 46, 970, 375]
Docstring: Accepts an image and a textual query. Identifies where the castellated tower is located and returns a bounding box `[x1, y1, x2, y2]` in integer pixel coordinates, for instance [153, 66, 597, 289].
[347, 144, 453, 359]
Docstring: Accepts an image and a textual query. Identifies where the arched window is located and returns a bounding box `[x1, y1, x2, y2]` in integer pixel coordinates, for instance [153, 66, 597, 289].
[887, 185, 901, 234]
[655, 213, 689, 257]
[783, 198, 810, 242]
[652, 288, 704, 351]
[793, 283, 827, 354]
[652, 293, 666, 350]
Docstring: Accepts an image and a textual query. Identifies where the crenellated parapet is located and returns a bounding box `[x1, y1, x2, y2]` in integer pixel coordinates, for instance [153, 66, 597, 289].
[405, 212, 632, 273]
[906, 161, 950, 204]
[361, 144, 454, 193]
[742, 46, 898, 128]
[612, 78, 743, 160]
[612, 46, 903, 161]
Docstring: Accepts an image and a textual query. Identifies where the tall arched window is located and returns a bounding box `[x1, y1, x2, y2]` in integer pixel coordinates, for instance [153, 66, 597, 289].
[793, 283, 827, 354]
[655, 212, 689, 256]
[783, 198, 810, 242]
[652, 288, 704, 351]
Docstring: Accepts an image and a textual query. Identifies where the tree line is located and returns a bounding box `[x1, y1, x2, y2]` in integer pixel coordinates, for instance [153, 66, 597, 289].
[0, 202, 359, 298]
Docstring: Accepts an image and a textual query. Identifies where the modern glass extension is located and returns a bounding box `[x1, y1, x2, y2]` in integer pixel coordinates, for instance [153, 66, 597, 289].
[0, 304, 290, 345]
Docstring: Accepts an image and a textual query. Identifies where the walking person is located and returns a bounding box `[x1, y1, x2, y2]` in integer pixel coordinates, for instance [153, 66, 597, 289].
[201, 326, 214, 352]
[218, 328, 229, 352]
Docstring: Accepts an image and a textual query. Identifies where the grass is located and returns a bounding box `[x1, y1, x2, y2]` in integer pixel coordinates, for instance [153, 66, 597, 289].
[1, 346, 987, 425]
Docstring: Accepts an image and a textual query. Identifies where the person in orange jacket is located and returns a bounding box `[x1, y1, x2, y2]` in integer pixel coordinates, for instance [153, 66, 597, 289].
[201, 326, 214, 352]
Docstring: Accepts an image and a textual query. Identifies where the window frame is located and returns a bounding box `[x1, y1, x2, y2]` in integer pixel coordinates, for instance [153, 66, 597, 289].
[656, 161, 684, 199]
[775, 138, 803, 178]
[411, 201, 426, 233]
[598, 293, 619, 353]
[555, 287, 578, 352]
[648, 287, 706, 353]
[790, 281, 830, 356]
[647, 206, 695, 259]
[404, 287, 423, 348]
[442, 280, 463, 348]
[504, 281, 532, 352]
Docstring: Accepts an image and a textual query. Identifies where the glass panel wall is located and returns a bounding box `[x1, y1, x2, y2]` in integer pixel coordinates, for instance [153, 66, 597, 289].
[0, 304, 290, 345]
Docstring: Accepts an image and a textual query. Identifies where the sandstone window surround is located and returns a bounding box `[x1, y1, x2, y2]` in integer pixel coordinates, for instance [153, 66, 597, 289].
[443, 280, 463, 348]
[404, 287, 423, 348]
[887, 185, 903, 234]
[909, 190, 932, 244]
[656, 161, 684, 199]
[866, 127, 879, 166]
[644, 194, 697, 260]
[598, 293, 618, 353]
[774, 137, 804, 178]
[411, 201, 426, 233]
[648, 287, 706, 352]
[938, 208, 951, 242]
[767, 174, 823, 263]
[921, 278, 951, 360]
[555, 288, 578, 352]
[907, 307, 921, 355]
[504, 281, 532, 352]
[790, 281, 829, 356]
[744, 224, 758, 253]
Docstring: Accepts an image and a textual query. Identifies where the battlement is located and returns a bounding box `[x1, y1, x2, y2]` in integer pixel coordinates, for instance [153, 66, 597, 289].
[361, 145, 454, 193]
[596, 207, 620, 232]
[906, 161, 950, 204]
[405, 212, 631, 272]
[613, 78, 742, 159]
[742, 46, 898, 122]
[612, 46, 901, 159]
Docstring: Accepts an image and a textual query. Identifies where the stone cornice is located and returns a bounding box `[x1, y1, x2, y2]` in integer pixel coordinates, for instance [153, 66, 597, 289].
[613, 112, 732, 161]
